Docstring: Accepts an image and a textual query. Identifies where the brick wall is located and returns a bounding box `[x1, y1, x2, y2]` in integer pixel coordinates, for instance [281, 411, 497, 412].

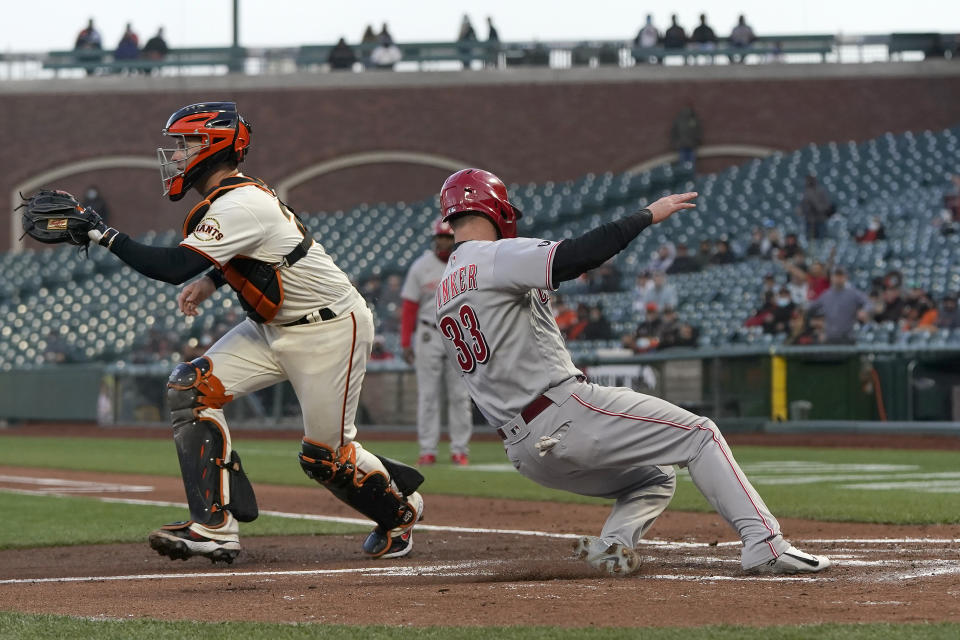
[3, 69, 960, 249]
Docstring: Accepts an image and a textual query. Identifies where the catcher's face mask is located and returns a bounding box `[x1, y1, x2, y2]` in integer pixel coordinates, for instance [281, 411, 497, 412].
[158, 134, 208, 198]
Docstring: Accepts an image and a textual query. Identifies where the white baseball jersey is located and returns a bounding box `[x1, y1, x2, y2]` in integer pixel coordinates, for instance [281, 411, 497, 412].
[180, 180, 358, 325]
[402, 251, 447, 325]
[403, 250, 473, 456]
[434, 238, 581, 426]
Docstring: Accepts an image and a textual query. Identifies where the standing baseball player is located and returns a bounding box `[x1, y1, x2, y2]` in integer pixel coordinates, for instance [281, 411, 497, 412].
[400, 219, 473, 465]
[76, 102, 424, 562]
[435, 168, 831, 576]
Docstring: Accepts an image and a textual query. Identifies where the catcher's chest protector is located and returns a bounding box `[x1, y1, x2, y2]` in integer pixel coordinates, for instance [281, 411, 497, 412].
[182, 176, 312, 323]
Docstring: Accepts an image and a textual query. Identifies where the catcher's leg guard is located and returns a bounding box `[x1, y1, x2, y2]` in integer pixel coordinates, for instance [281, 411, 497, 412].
[299, 439, 424, 555]
[167, 357, 258, 527]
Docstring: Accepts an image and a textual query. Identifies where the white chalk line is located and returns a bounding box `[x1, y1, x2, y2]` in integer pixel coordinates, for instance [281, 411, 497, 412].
[2, 475, 959, 587]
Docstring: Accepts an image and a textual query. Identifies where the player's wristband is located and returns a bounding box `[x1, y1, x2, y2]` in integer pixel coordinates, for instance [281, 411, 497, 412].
[206, 269, 227, 288]
[98, 228, 119, 249]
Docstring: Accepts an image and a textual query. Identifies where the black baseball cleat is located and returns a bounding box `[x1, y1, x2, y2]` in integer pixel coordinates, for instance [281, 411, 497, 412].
[362, 491, 424, 559]
[148, 521, 241, 564]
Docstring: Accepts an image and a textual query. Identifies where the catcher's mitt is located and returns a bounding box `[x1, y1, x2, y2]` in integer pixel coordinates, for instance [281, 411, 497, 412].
[18, 189, 97, 246]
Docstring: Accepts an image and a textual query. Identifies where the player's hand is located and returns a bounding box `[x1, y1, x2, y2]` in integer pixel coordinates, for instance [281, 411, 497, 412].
[646, 192, 698, 224]
[178, 276, 217, 316]
[402, 347, 415, 365]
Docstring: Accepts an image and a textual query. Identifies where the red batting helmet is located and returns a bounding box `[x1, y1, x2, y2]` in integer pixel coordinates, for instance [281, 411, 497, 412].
[433, 218, 454, 236]
[440, 168, 522, 239]
[158, 102, 252, 201]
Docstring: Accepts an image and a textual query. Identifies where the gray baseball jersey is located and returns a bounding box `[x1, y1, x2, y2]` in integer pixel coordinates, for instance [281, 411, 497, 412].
[434, 238, 580, 425]
[436, 236, 792, 570]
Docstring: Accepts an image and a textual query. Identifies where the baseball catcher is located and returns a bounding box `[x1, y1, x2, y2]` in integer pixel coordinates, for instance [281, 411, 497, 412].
[24, 102, 425, 564]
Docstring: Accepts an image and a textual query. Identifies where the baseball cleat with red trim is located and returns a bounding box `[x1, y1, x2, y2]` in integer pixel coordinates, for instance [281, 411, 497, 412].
[450, 453, 469, 466]
[417, 453, 437, 466]
[362, 491, 424, 559]
[747, 545, 831, 574]
[148, 521, 241, 564]
[574, 535, 642, 576]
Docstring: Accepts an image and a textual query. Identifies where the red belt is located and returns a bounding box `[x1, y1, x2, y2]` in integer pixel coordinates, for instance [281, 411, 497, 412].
[497, 394, 553, 440]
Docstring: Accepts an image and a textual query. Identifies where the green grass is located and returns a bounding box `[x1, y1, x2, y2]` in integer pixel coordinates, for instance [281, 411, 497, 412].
[0, 614, 957, 640]
[1, 435, 958, 525]
[0, 492, 365, 549]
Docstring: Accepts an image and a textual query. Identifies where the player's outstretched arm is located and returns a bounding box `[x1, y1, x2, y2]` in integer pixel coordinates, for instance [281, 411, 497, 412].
[551, 191, 697, 284]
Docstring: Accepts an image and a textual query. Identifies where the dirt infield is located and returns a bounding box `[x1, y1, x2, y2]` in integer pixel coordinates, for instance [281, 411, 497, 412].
[2, 465, 960, 628]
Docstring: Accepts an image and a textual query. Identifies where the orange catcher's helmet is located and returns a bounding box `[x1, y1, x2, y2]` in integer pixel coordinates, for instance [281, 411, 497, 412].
[158, 102, 252, 201]
[440, 168, 522, 239]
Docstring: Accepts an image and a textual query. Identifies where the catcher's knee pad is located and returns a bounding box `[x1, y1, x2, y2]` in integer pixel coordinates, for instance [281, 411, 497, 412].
[299, 439, 423, 531]
[167, 356, 234, 420]
[166, 359, 257, 526]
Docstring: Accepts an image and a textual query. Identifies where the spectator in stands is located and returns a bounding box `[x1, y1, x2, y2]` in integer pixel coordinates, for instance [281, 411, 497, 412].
[902, 293, 938, 333]
[361, 25, 378, 45]
[585, 258, 621, 293]
[361, 275, 382, 306]
[75, 18, 103, 51]
[114, 23, 140, 65]
[695, 239, 714, 269]
[567, 303, 591, 341]
[779, 232, 801, 260]
[855, 216, 887, 243]
[644, 271, 679, 311]
[883, 269, 903, 290]
[669, 105, 702, 167]
[798, 174, 835, 241]
[936, 294, 960, 329]
[631, 272, 654, 313]
[760, 272, 778, 303]
[807, 267, 869, 344]
[786, 268, 809, 307]
[787, 308, 825, 345]
[648, 242, 675, 273]
[81, 186, 110, 224]
[944, 175, 960, 219]
[43, 330, 69, 364]
[729, 14, 757, 54]
[709, 239, 737, 265]
[660, 313, 699, 348]
[328, 38, 357, 70]
[634, 14, 661, 64]
[764, 286, 796, 335]
[553, 295, 578, 337]
[74, 18, 103, 75]
[457, 14, 477, 42]
[663, 15, 687, 50]
[486, 17, 499, 42]
[745, 227, 765, 257]
[873, 285, 905, 324]
[582, 305, 614, 341]
[370, 28, 402, 69]
[626, 303, 663, 353]
[934, 208, 960, 236]
[779, 248, 833, 302]
[142, 27, 169, 61]
[764, 227, 783, 259]
[667, 242, 700, 274]
[635, 14, 660, 48]
[691, 14, 718, 54]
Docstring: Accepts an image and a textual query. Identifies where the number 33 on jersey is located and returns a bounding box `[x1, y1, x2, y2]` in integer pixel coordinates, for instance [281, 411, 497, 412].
[435, 237, 582, 426]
